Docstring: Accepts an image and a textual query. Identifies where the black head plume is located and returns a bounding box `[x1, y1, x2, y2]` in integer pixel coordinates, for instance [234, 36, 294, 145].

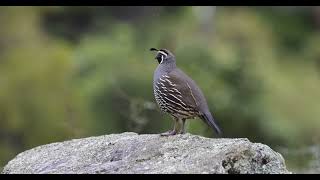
[150, 48, 159, 51]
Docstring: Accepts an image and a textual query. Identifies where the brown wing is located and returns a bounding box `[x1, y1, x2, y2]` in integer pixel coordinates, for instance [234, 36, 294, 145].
[166, 69, 201, 112]
[167, 69, 221, 134]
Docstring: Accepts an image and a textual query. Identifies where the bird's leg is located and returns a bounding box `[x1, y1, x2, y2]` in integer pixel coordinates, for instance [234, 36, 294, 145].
[160, 117, 179, 136]
[179, 119, 186, 134]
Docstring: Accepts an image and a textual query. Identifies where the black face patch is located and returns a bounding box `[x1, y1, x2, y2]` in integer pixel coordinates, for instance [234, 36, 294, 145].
[155, 53, 164, 64]
[150, 48, 168, 64]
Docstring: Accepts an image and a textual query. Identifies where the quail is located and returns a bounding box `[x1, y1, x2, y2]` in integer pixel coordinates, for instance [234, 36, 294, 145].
[150, 48, 222, 136]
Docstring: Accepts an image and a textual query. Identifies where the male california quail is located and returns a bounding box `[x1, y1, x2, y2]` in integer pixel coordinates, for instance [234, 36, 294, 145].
[150, 48, 222, 136]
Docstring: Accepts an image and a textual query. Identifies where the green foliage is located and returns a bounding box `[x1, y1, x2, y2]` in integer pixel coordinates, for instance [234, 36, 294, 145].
[0, 7, 90, 166]
[0, 7, 320, 172]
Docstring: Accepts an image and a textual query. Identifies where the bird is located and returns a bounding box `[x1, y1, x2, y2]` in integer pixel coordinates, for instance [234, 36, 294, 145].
[150, 48, 222, 136]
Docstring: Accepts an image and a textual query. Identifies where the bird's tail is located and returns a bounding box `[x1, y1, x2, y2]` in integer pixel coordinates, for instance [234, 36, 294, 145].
[201, 111, 222, 136]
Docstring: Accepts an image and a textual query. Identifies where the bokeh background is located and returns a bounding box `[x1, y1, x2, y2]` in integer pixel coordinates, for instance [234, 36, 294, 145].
[0, 6, 320, 173]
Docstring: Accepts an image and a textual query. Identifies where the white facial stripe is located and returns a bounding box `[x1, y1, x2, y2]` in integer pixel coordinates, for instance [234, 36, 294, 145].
[160, 55, 164, 64]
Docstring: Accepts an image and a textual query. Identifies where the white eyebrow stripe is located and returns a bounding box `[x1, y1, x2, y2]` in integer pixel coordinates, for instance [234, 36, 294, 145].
[158, 51, 168, 56]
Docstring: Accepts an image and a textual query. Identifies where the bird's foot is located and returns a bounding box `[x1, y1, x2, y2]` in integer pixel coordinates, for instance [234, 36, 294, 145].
[160, 130, 177, 136]
[178, 130, 186, 135]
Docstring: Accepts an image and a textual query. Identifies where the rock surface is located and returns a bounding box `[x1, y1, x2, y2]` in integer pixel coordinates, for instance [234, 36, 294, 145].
[2, 132, 290, 174]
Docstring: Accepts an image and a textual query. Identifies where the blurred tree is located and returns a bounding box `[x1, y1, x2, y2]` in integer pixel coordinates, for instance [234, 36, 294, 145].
[0, 7, 90, 166]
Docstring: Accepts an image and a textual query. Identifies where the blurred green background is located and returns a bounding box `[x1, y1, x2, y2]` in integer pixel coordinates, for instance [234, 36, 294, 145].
[0, 6, 320, 173]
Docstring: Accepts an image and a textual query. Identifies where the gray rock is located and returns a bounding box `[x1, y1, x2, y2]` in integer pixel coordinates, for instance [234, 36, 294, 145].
[1, 132, 290, 174]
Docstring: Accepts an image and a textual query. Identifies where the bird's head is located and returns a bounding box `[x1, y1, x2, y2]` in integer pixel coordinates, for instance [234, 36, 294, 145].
[150, 48, 175, 64]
